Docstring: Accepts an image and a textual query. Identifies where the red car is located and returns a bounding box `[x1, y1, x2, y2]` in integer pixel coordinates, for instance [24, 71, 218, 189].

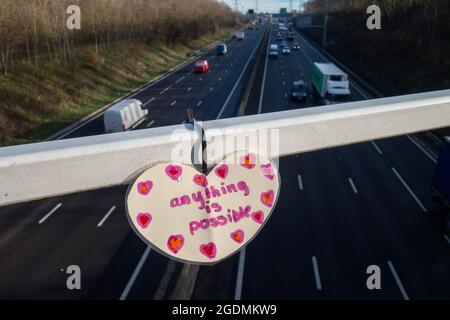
[194, 59, 209, 73]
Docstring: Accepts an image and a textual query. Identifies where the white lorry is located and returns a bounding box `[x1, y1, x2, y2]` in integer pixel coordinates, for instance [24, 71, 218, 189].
[104, 99, 148, 133]
[312, 63, 351, 98]
[234, 31, 245, 40]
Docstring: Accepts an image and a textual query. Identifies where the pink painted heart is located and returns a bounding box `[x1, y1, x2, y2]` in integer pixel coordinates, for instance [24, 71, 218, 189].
[260, 190, 274, 207]
[137, 180, 153, 195]
[126, 151, 280, 264]
[167, 234, 184, 254]
[230, 229, 245, 244]
[240, 153, 256, 169]
[215, 164, 228, 179]
[137, 212, 152, 229]
[200, 242, 217, 259]
[165, 165, 182, 181]
[193, 174, 208, 187]
[260, 163, 275, 180]
[251, 211, 264, 224]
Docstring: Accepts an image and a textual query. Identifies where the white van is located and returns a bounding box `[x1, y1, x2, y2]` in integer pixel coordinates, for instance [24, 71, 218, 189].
[104, 99, 148, 133]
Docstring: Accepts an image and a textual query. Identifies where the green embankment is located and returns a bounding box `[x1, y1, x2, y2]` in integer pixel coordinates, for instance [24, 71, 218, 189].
[0, 31, 231, 146]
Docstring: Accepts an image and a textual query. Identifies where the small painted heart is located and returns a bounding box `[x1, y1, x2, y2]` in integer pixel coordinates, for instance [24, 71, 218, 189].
[137, 212, 152, 229]
[230, 229, 245, 244]
[193, 174, 208, 187]
[260, 163, 274, 180]
[137, 180, 153, 195]
[200, 242, 217, 259]
[167, 234, 184, 254]
[215, 165, 228, 179]
[260, 190, 274, 207]
[240, 154, 256, 169]
[165, 165, 182, 181]
[251, 211, 264, 224]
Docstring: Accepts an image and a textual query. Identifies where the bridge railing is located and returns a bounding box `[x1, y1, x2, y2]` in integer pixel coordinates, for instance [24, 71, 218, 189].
[1, 90, 450, 207]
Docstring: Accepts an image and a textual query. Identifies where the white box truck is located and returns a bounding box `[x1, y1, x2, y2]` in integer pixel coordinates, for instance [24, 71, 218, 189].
[234, 31, 245, 40]
[312, 63, 351, 98]
[104, 99, 148, 133]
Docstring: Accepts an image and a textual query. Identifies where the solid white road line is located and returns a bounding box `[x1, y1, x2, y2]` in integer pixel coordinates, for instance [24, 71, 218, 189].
[258, 26, 271, 114]
[297, 174, 304, 191]
[171, 101, 177, 106]
[97, 206, 116, 228]
[231, 25, 268, 300]
[160, 85, 172, 94]
[120, 246, 152, 300]
[388, 261, 410, 300]
[38, 203, 62, 224]
[348, 178, 358, 194]
[371, 141, 383, 155]
[444, 235, 450, 245]
[219, 27, 266, 119]
[391, 167, 427, 212]
[406, 135, 437, 163]
[234, 248, 246, 300]
[197, 101, 203, 107]
[146, 120, 155, 128]
[312, 256, 322, 290]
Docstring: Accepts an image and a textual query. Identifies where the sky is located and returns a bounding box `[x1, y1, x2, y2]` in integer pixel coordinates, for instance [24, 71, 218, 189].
[222, 0, 307, 14]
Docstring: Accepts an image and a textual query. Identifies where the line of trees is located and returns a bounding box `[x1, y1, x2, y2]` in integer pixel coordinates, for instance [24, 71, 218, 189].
[301, 0, 450, 95]
[0, 0, 241, 75]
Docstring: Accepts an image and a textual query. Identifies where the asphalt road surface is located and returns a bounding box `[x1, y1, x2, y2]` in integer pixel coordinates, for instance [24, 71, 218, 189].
[0, 21, 449, 300]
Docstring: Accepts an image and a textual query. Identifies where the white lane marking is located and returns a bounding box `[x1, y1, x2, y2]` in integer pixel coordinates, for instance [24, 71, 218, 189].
[371, 141, 383, 155]
[198, 77, 203, 81]
[187, 87, 192, 92]
[175, 76, 185, 84]
[312, 256, 322, 290]
[218, 77, 222, 81]
[143, 97, 155, 107]
[258, 27, 271, 114]
[146, 120, 155, 128]
[233, 24, 269, 300]
[97, 206, 116, 228]
[38, 203, 62, 224]
[218, 27, 266, 119]
[170, 101, 177, 106]
[160, 85, 172, 94]
[388, 261, 409, 300]
[234, 247, 246, 300]
[297, 174, 304, 190]
[182, 120, 186, 124]
[225, 69, 229, 73]
[197, 101, 203, 107]
[209, 87, 214, 92]
[348, 178, 358, 194]
[444, 235, 450, 245]
[282, 81, 286, 86]
[391, 167, 427, 212]
[406, 135, 437, 163]
[120, 246, 152, 300]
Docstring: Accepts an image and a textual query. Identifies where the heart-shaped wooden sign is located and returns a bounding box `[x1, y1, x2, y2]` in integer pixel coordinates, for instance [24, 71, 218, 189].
[126, 151, 280, 264]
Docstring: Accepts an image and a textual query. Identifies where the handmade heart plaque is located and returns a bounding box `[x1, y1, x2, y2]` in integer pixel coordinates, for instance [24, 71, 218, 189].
[126, 151, 280, 264]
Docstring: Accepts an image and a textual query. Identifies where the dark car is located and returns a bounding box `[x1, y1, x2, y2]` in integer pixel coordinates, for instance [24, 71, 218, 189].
[293, 43, 301, 50]
[287, 35, 295, 41]
[216, 43, 227, 56]
[291, 80, 307, 101]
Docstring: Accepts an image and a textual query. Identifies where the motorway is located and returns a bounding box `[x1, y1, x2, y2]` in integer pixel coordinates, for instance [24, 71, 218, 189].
[0, 20, 449, 300]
